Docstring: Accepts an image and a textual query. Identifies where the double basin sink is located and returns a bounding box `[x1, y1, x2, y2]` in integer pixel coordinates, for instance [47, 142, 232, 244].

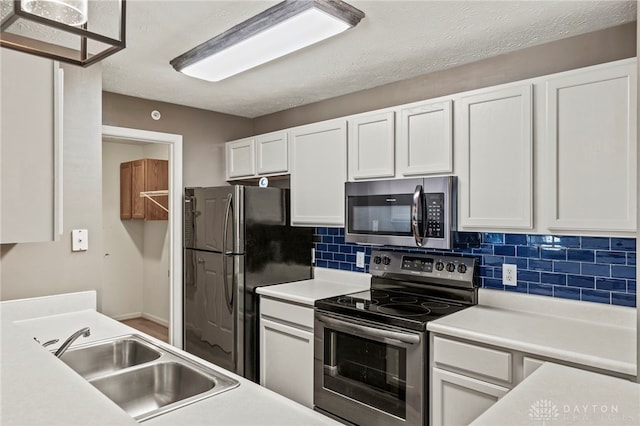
[57, 334, 239, 422]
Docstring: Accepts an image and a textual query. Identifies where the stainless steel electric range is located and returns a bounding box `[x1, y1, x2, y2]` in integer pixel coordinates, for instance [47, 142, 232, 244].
[313, 249, 479, 426]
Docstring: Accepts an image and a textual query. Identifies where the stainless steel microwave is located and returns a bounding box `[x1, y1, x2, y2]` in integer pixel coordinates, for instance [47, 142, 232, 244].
[345, 177, 478, 249]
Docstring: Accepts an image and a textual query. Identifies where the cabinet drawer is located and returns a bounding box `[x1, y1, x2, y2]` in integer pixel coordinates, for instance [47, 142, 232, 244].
[260, 297, 313, 329]
[433, 336, 512, 383]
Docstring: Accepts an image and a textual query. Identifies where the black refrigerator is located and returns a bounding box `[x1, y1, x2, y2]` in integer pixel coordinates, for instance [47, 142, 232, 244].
[183, 185, 313, 382]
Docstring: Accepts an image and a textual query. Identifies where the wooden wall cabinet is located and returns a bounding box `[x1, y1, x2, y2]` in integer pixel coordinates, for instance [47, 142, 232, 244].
[120, 159, 168, 220]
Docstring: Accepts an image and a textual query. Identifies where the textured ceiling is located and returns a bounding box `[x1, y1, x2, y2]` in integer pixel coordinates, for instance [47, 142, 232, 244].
[101, 1, 637, 118]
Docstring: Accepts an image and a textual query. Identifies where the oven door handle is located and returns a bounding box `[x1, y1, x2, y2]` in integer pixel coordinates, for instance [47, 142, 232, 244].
[316, 313, 421, 346]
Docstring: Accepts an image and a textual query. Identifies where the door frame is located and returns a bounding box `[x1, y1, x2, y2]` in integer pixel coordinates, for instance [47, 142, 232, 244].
[102, 125, 183, 348]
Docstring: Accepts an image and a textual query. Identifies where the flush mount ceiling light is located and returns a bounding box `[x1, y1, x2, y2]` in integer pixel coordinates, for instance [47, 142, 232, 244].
[170, 0, 365, 82]
[1, 0, 126, 67]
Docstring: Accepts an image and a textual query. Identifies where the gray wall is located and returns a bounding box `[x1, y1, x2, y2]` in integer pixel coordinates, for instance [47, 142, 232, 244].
[1, 64, 105, 305]
[102, 93, 253, 188]
[254, 22, 637, 134]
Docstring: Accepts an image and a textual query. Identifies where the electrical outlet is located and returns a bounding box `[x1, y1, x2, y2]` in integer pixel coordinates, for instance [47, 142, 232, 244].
[502, 264, 517, 286]
[356, 252, 365, 268]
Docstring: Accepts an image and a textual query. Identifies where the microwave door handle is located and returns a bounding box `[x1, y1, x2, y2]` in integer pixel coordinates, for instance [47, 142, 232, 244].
[316, 313, 420, 346]
[412, 184, 424, 247]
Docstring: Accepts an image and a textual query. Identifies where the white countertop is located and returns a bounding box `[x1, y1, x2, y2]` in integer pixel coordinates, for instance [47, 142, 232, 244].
[256, 267, 371, 306]
[1, 307, 340, 426]
[427, 290, 636, 377]
[471, 363, 640, 425]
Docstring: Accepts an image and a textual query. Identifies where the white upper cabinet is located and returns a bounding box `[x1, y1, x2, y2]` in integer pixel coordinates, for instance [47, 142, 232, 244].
[456, 84, 533, 229]
[290, 119, 347, 226]
[1, 50, 62, 243]
[226, 131, 289, 180]
[347, 111, 395, 180]
[256, 131, 288, 175]
[397, 99, 453, 176]
[225, 137, 255, 180]
[545, 60, 637, 232]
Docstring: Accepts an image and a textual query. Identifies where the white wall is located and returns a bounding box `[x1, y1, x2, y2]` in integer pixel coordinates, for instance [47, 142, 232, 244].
[100, 141, 169, 324]
[101, 142, 145, 318]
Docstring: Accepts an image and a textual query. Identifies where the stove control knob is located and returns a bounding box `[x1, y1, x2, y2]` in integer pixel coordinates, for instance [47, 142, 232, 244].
[446, 263, 456, 273]
[373, 255, 382, 265]
[382, 256, 391, 266]
[457, 264, 467, 274]
[435, 261, 445, 271]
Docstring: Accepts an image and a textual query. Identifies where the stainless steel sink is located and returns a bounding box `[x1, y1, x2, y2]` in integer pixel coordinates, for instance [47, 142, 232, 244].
[60, 337, 161, 380]
[57, 334, 240, 421]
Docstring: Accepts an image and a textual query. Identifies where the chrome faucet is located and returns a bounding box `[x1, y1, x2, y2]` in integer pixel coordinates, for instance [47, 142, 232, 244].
[54, 327, 91, 358]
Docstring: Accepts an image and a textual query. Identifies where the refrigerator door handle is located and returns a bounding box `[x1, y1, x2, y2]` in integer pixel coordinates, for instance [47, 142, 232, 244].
[222, 193, 234, 313]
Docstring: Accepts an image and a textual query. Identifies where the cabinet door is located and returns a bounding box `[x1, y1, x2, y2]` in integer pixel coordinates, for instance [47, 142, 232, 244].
[131, 160, 146, 219]
[226, 138, 256, 179]
[120, 162, 132, 219]
[546, 61, 637, 232]
[144, 159, 169, 220]
[397, 99, 452, 176]
[347, 111, 395, 180]
[259, 317, 314, 408]
[431, 367, 509, 426]
[290, 120, 347, 226]
[457, 84, 533, 229]
[256, 131, 288, 175]
[0, 50, 59, 243]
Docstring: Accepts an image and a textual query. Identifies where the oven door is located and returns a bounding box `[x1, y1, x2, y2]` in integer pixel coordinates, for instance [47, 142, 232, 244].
[314, 311, 426, 426]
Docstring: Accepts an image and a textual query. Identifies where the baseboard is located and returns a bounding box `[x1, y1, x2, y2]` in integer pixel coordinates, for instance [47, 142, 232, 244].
[142, 312, 169, 328]
[111, 312, 143, 321]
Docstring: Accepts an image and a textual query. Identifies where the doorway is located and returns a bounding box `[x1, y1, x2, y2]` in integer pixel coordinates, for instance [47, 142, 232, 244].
[101, 125, 183, 348]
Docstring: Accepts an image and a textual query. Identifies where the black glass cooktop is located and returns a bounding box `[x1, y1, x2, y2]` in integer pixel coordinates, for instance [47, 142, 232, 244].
[314, 289, 469, 331]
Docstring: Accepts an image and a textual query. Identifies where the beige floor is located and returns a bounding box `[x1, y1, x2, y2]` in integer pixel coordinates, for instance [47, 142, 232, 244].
[120, 317, 169, 343]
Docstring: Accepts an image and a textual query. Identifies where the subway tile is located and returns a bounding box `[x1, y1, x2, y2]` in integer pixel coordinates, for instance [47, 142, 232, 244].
[504, 256, 528, 269]
[540, 247, 567, 261]
[611, 292, 636, 307]
[582, 237, 610, 250]
[504, 282, 529, 293]
[339, 262, 352, 271]
[553, 261, 580, 274]
[316, 227, 328, 235]
[554, 286, 581, 301]
[483, 278, 505, 289]
[567, 249, 594, 262]
[553, 236, 581, 248]
[339, 245, 352, 254]
[628, 252, 636, 266]
[611, 265, 636, 279]
[518, 270, 540, 283]
[610, 238, 636, 251]
[316, 243, 327, 252]
[333, 236, 345, 244]
[581, 289, 611, 304]
[346, 254, 356, 264]
[328, 261, 340, 269]
[529, 283, 553, 296]
[567, 275, 595, 289]
[473, 244, 494, 255]
[327, 244, 339, 252]
[528, 259, 553, 271]
[529, 235, 556, 246]
[327, 228, 340, 235]
[629, 281, 636, 293]
[517, 246, 539, 258]
[595, 251, 627, 265]
[581, 263, 610, 277]
[595, 277, 627, 292]
[483, 233, 504, 244]
[316, 260, 328, 268]
[483, 256, 505, 267]
[505, 234, 528, 245]
[322, 235, 334, 244]
[478, 266, 492, 278]
[494, 245, 515, 256]
[333, 253, 346, 262]
[540, 272, 567, 286]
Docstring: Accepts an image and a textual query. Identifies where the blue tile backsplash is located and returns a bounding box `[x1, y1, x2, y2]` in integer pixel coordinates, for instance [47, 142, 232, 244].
[314, 228, 637, 308]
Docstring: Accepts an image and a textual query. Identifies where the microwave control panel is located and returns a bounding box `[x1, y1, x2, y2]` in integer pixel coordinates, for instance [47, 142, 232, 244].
[425, 193, 445, 238]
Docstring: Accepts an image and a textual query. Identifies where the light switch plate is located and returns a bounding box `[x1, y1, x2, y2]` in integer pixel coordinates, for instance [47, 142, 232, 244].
[72, 229, 88, 252]
[356, 252, 365, 268]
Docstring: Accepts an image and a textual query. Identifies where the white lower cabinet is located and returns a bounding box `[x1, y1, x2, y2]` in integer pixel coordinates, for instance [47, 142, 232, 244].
[431, 367, 509, 426]
[259, 297, 314, 408]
